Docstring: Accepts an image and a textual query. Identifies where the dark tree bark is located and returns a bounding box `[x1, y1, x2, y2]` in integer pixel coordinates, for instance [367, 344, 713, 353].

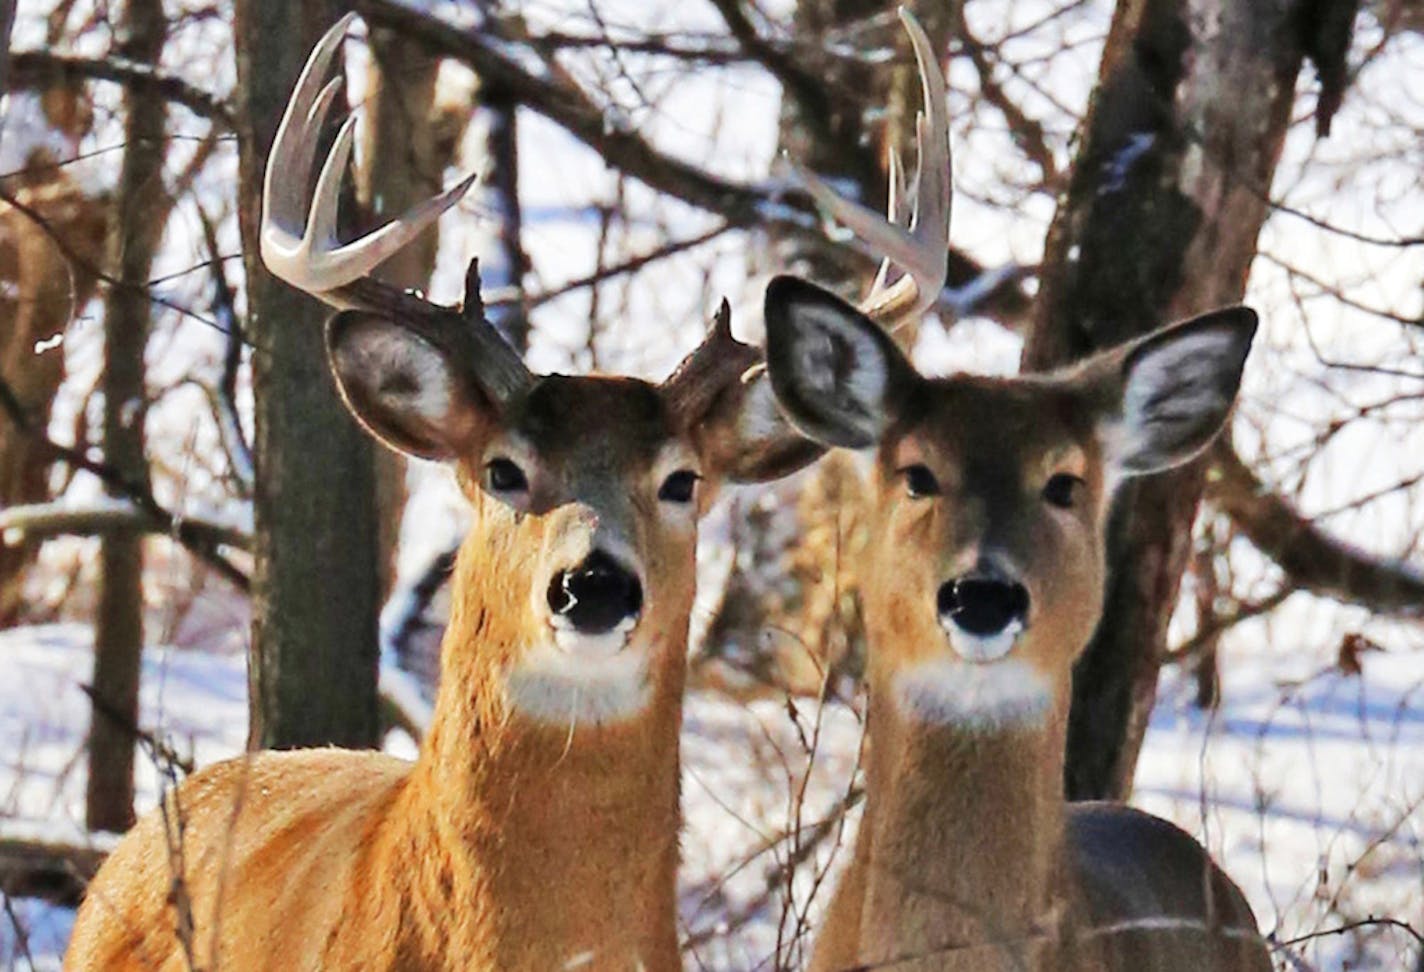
[234, 0, 381, 750]
[86, 0, 167, 834]
[1022, 0, 1358, 801]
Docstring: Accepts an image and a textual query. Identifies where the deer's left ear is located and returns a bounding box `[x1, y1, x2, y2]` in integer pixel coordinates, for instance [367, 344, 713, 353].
[1088, 306, 1258, 475]
[662, 300, 825, 484]
[762, 275, 921, 449]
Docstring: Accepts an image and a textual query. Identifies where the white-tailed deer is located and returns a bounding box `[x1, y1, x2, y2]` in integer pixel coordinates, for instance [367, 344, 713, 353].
[64, 16, 819, 971]
[760, 11, 1272, 972]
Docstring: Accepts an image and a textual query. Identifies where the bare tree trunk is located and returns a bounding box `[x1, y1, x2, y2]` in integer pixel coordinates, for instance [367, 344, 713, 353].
[701, 0, 954, 691]
[86, 0, 167, 834]
[234, 0, 381, 750]
[1023, 0, 1357, 800]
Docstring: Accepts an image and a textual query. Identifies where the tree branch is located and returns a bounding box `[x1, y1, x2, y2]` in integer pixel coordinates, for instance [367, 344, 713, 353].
[0, 375, 251, 591]
[1208, 441, 1424, 618]
[353, 0, 1032, 328]
[0, 501, 251, 551]
[7, 50, 234, 128]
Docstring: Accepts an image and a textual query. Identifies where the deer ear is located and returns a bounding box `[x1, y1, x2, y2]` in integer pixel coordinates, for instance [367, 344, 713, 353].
[762, 275, 920, 449]
[1094, 306, 1257, 475]
[325, 311, 496, 461]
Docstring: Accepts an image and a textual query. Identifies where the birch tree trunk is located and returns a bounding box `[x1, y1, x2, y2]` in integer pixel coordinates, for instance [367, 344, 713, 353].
[1024, 0, 1357, 800]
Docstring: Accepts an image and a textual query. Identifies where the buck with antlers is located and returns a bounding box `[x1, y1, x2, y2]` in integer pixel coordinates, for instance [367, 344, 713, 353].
[762, 11, 1272, 972]
[64, 16, 822, 971]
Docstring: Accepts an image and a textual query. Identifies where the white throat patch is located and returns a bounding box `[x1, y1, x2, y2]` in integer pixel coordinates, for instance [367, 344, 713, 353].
[891, 657, 1051, 731]
[505, 641, 651, 727]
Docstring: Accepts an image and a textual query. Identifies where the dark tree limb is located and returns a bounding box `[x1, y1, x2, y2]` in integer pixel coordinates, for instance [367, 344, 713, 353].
[1208, 441, 1424, 617]
[7, 50, 233, 128]
[0, 501, 250, 552]
[0, 833, 110, 906]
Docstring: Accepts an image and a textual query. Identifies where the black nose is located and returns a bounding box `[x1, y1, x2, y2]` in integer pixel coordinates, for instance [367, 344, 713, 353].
[547, 550, 643, 635]
[937, 574, 1029, 636]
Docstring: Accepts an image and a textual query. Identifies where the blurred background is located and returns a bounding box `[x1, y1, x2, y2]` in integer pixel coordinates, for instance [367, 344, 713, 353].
[0, 0, 1421, 968]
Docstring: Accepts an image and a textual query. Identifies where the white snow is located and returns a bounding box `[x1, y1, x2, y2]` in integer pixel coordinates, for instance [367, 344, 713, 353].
[3, 622, 1421, 969]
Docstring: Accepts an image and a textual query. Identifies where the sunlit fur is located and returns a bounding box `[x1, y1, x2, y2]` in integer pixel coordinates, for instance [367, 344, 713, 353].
[65, 375, 772, 972]
[808, 373, 1269, 972]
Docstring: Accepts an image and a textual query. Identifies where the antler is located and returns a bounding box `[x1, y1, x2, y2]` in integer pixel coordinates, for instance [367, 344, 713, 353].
[260, 14, 532, 407]
[791, 7, 951, 332]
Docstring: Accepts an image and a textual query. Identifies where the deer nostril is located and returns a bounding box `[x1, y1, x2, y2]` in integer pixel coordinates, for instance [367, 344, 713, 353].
[547, 550, 643, 635]
[937, 576, 1029, 637]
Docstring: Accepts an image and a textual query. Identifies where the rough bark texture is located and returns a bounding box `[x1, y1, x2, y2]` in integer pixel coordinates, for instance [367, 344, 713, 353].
[0, 165, 107, 626]
[1022, 0, 1351, 800]
[86, 0, 167, 834]
[235, 0, 381, 750]
[701, 0, 955, 692]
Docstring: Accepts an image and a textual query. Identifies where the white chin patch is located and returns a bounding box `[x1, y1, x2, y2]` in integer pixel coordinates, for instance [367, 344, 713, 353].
[891, 657, 1051, 731]
[505, 626, 650, 727]
[942, 617, 1023, 663]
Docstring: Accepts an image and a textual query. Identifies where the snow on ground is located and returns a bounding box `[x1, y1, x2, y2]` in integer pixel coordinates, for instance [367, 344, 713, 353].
[2, 623, 1421, 969]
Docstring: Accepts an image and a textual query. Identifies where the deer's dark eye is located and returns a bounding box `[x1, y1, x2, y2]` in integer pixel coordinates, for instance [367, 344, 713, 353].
[658, 469, 699, 504]
[486, 458, 529, 493]
[901, 464, 941, 498]
[1043, 473, 1084, 509]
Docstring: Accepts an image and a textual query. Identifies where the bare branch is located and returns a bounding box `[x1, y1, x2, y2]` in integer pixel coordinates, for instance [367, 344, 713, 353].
[7, 50, 234, 128]
[0, 501, 251, 551]
[1208, 441, 1424, 618]
[0, 374, 251, 591]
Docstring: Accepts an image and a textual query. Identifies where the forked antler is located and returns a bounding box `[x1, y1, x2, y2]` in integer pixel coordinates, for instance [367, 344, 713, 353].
[791, 7, 951, 332]
[260, 14, 532, 406]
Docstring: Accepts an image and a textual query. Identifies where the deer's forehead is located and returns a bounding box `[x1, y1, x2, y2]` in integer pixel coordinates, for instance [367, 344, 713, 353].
[893, 377, 1092, 468]
[511, 375, 679, 466]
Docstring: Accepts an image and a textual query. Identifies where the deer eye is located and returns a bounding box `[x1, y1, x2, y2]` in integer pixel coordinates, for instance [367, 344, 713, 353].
[1043, 473, 1084, 509]
[658, 469, 699, 504]
[485, 458, 529, 493]
[900, 464, 941, 498]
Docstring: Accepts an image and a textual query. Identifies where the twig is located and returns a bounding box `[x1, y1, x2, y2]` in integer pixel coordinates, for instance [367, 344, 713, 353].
[0, 374, 250, 591]
[78, 683, 196, 776]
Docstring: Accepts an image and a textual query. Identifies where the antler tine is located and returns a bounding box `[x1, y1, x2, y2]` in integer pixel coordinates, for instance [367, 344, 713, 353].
[260, 14, 483, 302]
[259, 16, 533, 408]
[662, 299, 761, 426]
[794, 7, 951, 332]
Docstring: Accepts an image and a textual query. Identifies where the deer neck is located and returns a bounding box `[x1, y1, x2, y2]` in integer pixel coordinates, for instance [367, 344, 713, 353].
[852, 674, 1074, 970]
[378, 513, 685, 968]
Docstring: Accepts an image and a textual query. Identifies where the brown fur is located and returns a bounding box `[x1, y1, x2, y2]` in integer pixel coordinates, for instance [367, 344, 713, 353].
[809, 375, 1270, 972]
[67, 372, 802, 971]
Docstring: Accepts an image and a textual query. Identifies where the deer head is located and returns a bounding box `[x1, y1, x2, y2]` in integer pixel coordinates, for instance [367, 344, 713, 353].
[762, 275, 1256, 728]
[260, 15, 820, 732]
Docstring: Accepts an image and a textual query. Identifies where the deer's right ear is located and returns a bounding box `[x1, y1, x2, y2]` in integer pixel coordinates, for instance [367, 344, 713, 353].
[326, 311, 497, 461]
[763, 275, 919, 449]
